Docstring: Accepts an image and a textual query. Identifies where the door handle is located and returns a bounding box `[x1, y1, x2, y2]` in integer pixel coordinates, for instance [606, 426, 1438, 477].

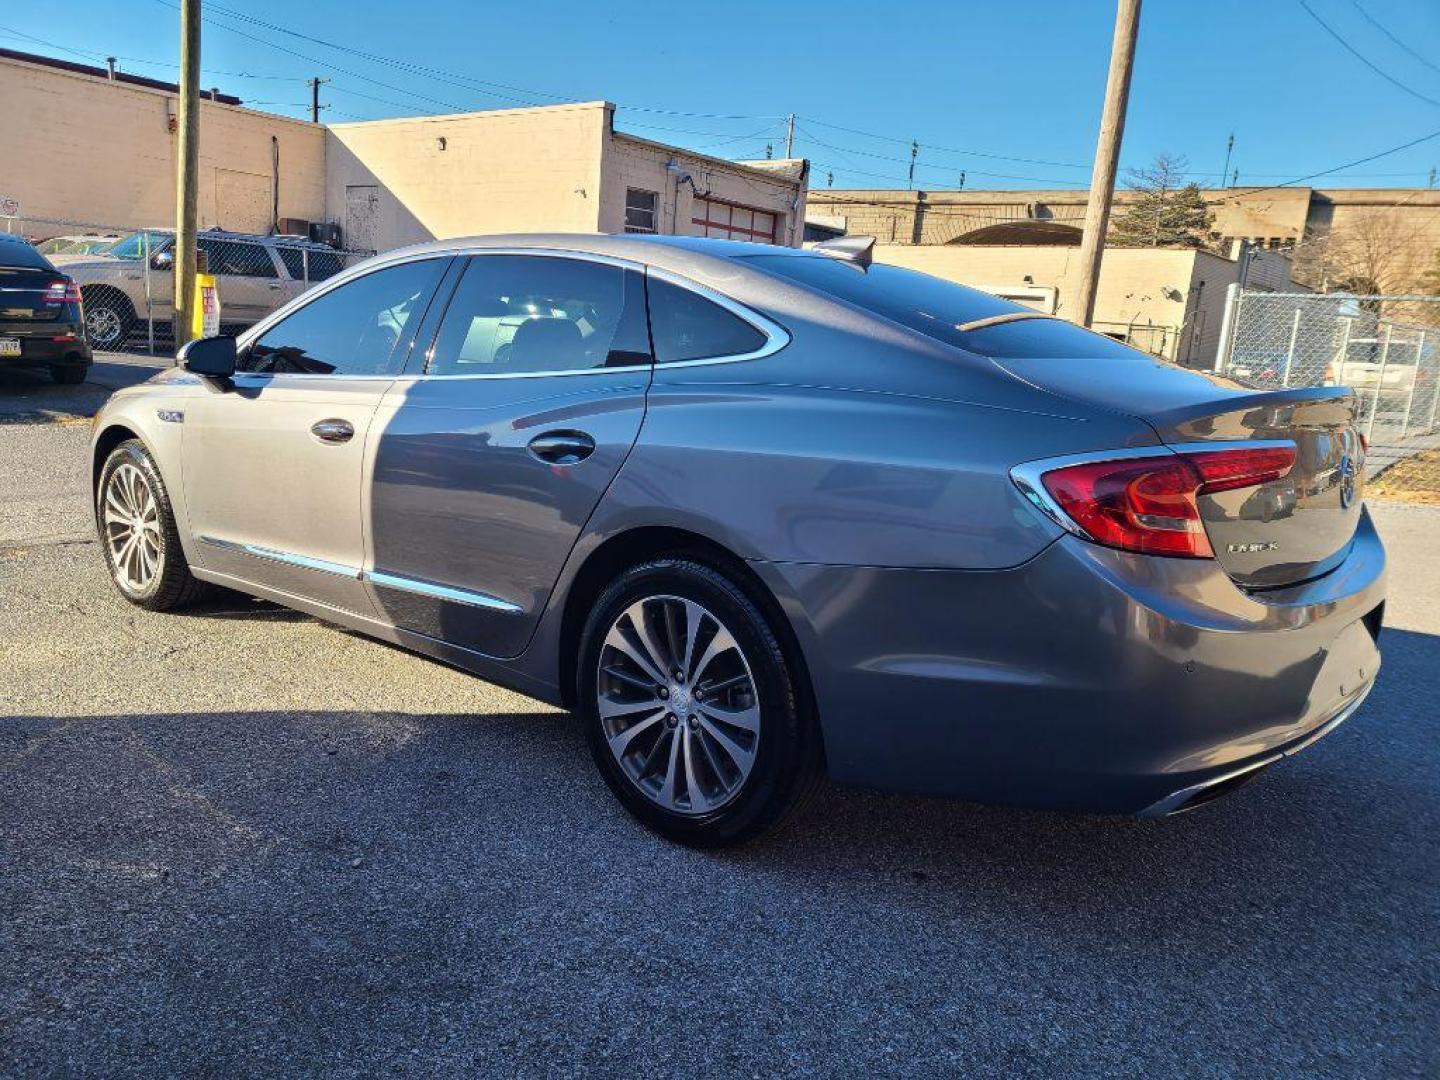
[527, 430, 596, 465]
[268, 281, 283, 290]
[310, 418, 355, 444]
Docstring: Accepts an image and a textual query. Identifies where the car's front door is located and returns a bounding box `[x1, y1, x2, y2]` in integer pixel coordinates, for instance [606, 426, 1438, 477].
[366, 252, 654, 658]
[183, 256, 450, 616]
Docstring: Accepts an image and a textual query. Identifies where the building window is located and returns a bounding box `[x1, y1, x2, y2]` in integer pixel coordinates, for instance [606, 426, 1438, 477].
[625, 189, 658, 234]
[692, 197, 778, 244]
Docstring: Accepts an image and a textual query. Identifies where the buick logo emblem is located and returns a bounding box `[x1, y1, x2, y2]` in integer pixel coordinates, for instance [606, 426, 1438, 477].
[1338, 454, 1357, 508]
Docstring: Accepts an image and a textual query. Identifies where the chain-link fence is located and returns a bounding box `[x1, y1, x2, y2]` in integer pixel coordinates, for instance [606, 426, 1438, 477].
[5, 215, 369, 358]
[1092, 319, 1182, 361]
[1217, 290, 1440, 502]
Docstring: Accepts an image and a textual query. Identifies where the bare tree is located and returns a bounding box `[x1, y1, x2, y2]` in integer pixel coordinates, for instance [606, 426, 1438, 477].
[1293, 208, 1427, 295]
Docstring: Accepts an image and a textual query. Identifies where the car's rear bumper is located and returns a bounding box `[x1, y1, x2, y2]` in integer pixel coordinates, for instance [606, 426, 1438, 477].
[754, 507, 1386, 815]
[0, 323, 92, 366]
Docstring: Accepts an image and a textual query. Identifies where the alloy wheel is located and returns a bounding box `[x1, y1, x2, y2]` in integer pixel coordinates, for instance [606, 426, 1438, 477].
[596, 595, 761, 815]
[102, 463, 162, 593]
[86, 306, 124, 349]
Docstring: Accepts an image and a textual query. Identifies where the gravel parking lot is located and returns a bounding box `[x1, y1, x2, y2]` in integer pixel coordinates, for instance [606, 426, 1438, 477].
[2, 363, 1437, 1078]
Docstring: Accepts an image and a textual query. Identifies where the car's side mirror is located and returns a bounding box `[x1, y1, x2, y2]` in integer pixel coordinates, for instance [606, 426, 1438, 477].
[151, 250, 173, 271]
[179, 334, 237, 380]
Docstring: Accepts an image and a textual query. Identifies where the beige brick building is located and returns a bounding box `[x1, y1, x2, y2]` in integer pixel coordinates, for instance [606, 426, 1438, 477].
[807, 185, 1440, 293]
[0, 48, 807, 251]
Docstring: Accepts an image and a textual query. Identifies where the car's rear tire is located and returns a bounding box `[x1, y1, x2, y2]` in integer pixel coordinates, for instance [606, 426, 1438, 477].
[49, 362, 87, 385]
[97, 439, 210, 611]
[578, 558, 820, 847]
[82, 291, 135, 351]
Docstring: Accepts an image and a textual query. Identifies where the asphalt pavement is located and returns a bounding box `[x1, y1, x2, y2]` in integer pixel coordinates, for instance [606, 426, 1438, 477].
[1, 366, 1437, 1078]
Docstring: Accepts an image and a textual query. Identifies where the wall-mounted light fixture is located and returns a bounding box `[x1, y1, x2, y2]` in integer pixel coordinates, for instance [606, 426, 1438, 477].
[436, 136, 447, 151]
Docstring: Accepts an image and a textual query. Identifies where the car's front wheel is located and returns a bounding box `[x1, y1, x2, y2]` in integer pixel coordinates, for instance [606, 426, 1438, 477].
[579, 558, 820, 846]
[97, 439, 209, 611]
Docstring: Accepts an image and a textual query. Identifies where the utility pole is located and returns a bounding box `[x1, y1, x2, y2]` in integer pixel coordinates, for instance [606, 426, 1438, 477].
[908, 141, 919, 190]
[1429, 166, 1436, 189]
[1073, 0, 1142, 328]
[1231, 167, 1239, 187]
[958, 171, 966, 190]
[173, 0, 201, 350]
[1221, 133, 1234, 191]
[784, 113, 795, 159]
[309, 76, 328, 124]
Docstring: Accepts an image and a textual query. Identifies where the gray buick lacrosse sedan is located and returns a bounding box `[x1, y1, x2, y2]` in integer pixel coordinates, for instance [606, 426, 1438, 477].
[91, 233, 1384, 845]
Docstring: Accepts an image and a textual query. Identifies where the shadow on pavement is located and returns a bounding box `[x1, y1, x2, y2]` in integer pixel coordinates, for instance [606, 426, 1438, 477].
[3, 625, 1435, 1075]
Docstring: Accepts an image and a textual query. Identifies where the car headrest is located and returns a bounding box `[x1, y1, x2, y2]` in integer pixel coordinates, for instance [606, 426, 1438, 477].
[509, 317, 587, 372]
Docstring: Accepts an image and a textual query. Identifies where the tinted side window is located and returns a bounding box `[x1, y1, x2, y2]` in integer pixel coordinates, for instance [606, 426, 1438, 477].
[277, 247, 345, 283]
[647, 277, 767, 363]
[429, 255, 651, 376]
[200, 239, 277, 278]
[245, 259, 445, 375]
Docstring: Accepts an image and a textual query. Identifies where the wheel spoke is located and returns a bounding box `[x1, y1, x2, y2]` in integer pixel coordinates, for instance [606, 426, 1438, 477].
[680, 601, 703, 682]
[601, 664, 653, 693]
[682, 726, 708, 812]
[604, 624, 667, 687]
[597, 694, 664, 721]
[606, 708, 666, 757]
[699, 700, 760, 734]
[656, 725, 682, 807]
[697, 712, 755, 772]
[628, 603, 674, 681]
[690, 624, 738, 686]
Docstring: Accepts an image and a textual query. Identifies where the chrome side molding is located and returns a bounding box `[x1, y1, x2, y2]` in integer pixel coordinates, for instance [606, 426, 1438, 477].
[198, 536, 523, 614]
[365, 570, 523, 614]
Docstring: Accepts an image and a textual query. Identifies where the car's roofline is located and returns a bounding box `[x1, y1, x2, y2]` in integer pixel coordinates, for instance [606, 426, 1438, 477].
[373, 233, 827, 276]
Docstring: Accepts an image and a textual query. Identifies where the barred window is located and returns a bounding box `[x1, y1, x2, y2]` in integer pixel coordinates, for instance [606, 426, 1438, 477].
[625, 189, 658, 234]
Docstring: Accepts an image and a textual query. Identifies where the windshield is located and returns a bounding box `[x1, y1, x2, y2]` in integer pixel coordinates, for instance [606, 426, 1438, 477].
[744, 253, 1141, 360]
[107, 230, 173, 260]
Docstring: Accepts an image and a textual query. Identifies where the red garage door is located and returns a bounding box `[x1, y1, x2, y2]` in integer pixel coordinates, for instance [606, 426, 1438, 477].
[692, 198, 778, 243]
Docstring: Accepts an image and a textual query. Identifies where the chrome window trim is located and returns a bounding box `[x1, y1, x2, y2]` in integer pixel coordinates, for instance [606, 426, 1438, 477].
[645, 265, 791, 369]
[1009, 439, 1299, 539]
[198, 536, 524, 614]
[235, 245, 789, 381]
[366, 570, 524, 613]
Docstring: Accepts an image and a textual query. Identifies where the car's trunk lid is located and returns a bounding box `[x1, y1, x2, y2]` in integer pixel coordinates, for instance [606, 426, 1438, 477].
[0, 267, 65, 323]
[985, 341, 1363, 589]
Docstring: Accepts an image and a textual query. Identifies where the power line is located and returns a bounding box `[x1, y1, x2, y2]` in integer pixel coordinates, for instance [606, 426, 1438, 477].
[801, 116, 1090, 169]
[1298, 0, 1440, 109]
[1348, 0, 1440, 78]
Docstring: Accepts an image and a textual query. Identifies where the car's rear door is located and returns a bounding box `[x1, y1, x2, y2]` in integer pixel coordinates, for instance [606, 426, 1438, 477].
[199, 238, 286, 325]
[183, 256, 450, 616]
[365, 251, 653, 658]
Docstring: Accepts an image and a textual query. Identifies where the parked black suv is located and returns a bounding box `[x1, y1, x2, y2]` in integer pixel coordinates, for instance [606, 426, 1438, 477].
[0, 233, 91, 384]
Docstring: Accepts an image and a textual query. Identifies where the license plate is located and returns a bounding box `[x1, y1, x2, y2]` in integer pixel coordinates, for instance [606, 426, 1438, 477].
[0, 338, 21, 357]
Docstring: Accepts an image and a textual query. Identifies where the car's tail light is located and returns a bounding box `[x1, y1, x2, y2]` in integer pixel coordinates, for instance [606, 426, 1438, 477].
[1024, 445, 1296, 559]
[43, 279, 82, 305]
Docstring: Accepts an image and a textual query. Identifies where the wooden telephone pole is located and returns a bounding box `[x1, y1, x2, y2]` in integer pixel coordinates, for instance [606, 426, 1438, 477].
[173, 0, 201, 349]
[1073, 0, 1142, 328]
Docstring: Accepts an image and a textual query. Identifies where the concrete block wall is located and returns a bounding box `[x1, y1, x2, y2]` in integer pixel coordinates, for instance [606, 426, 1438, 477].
[0, 53, 325, 233]
[325, 103, 610, 252]
[598, 130, 805, 246]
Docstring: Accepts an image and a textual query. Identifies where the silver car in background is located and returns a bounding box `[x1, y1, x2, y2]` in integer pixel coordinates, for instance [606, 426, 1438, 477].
[89, 234, 1385, 845]
[54, 228, 347, 350]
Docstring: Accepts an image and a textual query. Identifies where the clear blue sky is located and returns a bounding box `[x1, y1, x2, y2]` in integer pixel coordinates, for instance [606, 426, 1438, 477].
[4, 0, 1439, 191]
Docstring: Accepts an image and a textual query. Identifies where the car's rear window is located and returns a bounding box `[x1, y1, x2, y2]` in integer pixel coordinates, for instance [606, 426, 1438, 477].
[0, 239, 56, 273]
[743, 253, 1138, 360]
